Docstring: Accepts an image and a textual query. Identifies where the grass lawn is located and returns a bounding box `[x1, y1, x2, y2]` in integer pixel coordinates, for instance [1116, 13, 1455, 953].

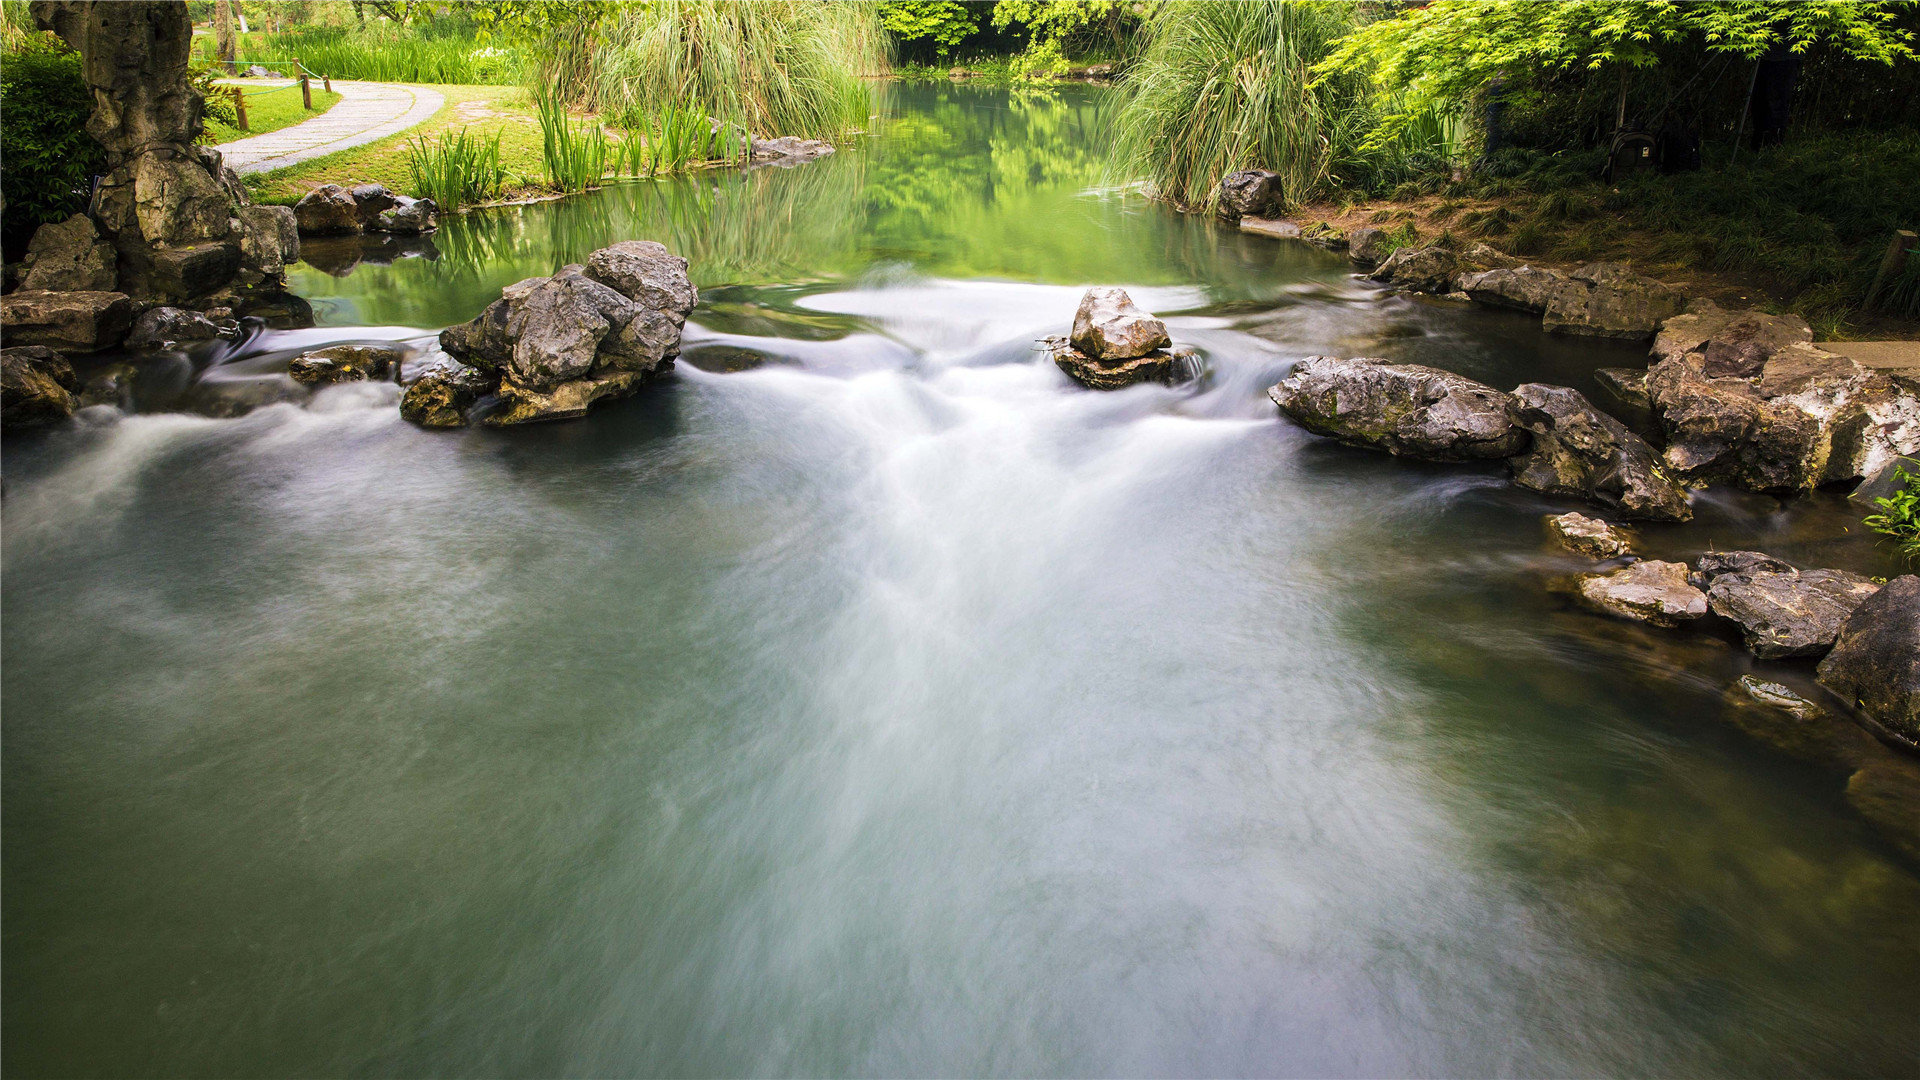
[242, 84, 549, 207]
[201, 81, 343, 144]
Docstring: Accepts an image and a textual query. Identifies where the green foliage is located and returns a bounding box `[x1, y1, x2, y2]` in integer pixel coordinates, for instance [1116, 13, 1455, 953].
[1317, 0, 1920, 149]
[238, 24, 526, 83]
[878, 0, 979, 58]
[573, 0, 885, 140]
[0, 45, 108, 255]
[405, 126, 507, 209]
[535, 90, 607, 193]
[615, 106, 745, 178]
[1862, 462, 1920, 564]
[1108, 0, 1377, 210]
[994, 0, 1143, 60]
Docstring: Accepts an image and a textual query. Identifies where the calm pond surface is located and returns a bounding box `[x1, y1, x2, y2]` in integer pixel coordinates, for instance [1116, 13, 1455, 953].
[5, 83, 1919, 1077]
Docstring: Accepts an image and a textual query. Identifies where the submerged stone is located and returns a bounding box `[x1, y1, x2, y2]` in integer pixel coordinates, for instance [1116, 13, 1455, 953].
[1545, 512, 1634, 559]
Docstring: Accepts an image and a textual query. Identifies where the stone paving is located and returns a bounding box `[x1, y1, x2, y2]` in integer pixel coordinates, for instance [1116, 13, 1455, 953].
[214, 79, 445, 175]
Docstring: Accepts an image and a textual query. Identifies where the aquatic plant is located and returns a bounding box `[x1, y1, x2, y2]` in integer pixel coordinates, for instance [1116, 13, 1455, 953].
[536, 91, 608, 194]
[405, 127, 508, 210]
[1106, 0, 1380, 211]
[614, 105, 746, 178]
[1863, 462, 1920, 564]
[574, 0, 886, 139]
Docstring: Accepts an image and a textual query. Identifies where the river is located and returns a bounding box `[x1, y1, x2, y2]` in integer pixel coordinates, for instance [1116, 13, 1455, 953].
[4, 82, 1918, 1077]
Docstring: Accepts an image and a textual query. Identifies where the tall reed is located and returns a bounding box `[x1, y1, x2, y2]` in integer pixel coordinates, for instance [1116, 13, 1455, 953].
[405, 127, 507, 210]
[536, 91, 608, 193]
[244, 26, 524, 84]
[1108, 0, 1375, 211]
[615, 106, 747, 178]
[571, 0, 886, 139]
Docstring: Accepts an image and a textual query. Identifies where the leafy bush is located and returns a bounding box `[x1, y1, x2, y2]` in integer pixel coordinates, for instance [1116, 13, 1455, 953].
[1863, 462, 1920, 564]
[405, 127, 506, 210]
[0, 44, 107, 256]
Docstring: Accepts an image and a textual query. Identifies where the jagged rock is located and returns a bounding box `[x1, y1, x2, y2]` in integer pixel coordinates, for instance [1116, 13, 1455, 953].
[77, 361, 138, 410]
[1507, 382, 1692, 521]
[1, 345, 78, 427]
[505, 268, 638, 390]
[349, 184, 397, 229]
[1706, 568, 1881, 658]
[1545, 512, 1635, 558]
[1594, 367, 1650, 411]
[238, 204, 299, 280]
[1070, 287, 1170, 361]
[440, 276, 544, 370]
[583, 241, 698, 322]
[287, 344, 403, 386]
[374, 195, 436, 235]
[400, 359, 493, 428]
[294, 184, 363, 236]
[1370, 244, 1460, 293]
[126, 306, 217, 348]
[486, 369, 651, 425]
[1268, 355, 1528, 460]
[1049, 337, 1187, 391]
[1817, 576, 1920, 751]
[1346, 227, 1392, 268]
[244, 64, 279, 78]
[0, 290, 133, 353]
[1650, 300, 1811, 368]
[1239, 217, 1300, 240]
[1459, 265, 1576, 314]
[1216, 170, 1283, 221]
[749, 136, 833, 165]
[1690, 550, 1796, 590]
[1574, 560, 1708, 626]
[1541, 262, 1686, 340]
[19, 214, 119, 292]
[142, 241, 241, 302]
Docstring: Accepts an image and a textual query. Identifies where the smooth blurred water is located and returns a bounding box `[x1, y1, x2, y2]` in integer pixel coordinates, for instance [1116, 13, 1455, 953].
[5, 83, 1918, 1078]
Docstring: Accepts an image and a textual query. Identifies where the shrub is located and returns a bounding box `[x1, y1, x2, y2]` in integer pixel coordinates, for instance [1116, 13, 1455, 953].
[0, 44, 107, 257]
[1863, 462, 1920, 564]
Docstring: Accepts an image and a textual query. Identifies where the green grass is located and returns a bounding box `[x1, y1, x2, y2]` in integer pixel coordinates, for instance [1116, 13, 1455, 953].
[199, 81, 342, 143]
[535, 91, 607, 195]
[571, 0, 885, 139]
[201, 26, 524, 85]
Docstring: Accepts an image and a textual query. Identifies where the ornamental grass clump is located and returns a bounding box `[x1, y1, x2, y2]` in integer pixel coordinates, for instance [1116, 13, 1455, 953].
[405, 127, 507, 210]
[536, 91, 609, 194]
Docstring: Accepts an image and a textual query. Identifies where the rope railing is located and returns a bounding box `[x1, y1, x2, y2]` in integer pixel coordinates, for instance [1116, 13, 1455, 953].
[198, 56, 334, 131]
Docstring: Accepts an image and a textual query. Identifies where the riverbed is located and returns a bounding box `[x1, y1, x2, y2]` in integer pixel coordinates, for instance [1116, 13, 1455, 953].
[4, 82, 1917, 1077]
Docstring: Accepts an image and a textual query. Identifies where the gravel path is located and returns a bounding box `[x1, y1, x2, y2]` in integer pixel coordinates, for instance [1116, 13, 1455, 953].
[215, 80, 445, 175]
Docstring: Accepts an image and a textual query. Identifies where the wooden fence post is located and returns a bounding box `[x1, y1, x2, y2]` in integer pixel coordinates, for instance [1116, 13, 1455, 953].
[323, 74, 331, 93]
[300, 73, 312, 110]
[1866, 229, 1918, 310]
[232, 85, 248, 131]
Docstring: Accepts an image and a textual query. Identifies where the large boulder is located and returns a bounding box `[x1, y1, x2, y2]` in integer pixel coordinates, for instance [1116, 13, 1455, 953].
[1216, 170, 1283, 221]
[1346, 227, 1392, 269]
[440, 276, 544, 371]
[1070, 287, 1170, 361]
[287, 344, 403, 386]
[1, 345, 78, 428]
[0, 290, 133, 353]
[1817, 576, 1920, 751]
[400, 359, 493, 428]
[294, 184, 363, 236]
[1540, 263, 1686, 340]
[1705, 567, 1882, 658]
[1506, 382, 1692, 521]
[1689, 550, 1795, 590]
[238, 204, 299, 281]
[1269, 356, 1528, 461]
[1369, 244, 1462, 294]
[1574, 560, 1708, 627]
[19, 214, 119, 292]
[126, 305, 218, 348]
[349, 183, 398, 229]
[583, 241, 698, 325]
[1650, 300, 1811, 369]
[504, 268, 641, 390]
[1545, 511, 1634, 559]
[374, 195, 436, 235]
[1459, 265, 1576, 314]
[1049, 337, 1188, 391]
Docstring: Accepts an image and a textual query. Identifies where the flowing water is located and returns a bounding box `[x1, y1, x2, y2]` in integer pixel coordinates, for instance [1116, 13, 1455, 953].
[6, 84, 1919, 1077]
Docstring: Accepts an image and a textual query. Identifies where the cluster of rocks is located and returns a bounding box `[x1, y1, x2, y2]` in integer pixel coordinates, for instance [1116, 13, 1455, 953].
[1046, 288, 1194, 391]
[1271, 355, 1695, 521]
[401, 240, 696, 427]
[293, 183, 437, 237]
[1543, 511, 1918, 757]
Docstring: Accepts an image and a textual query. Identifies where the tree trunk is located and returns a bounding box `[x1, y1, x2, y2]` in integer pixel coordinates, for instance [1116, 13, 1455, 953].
[214, 0, 235, 74]
[234, 0, 247, 35]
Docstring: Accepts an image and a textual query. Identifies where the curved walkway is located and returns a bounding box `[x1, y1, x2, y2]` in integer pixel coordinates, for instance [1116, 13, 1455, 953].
[216, 80, 444, 175]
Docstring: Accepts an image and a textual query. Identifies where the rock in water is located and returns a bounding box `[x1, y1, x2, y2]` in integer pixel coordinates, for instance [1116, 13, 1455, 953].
[1507, 383, 1692, 521]
[1541, 263, 1686, 340]
[1048, 337, 1188, 391]
[294, 184, 363, 236]
[287, 344, 404, 386]
[1, 345, 79, 427]
[126, 306, 219, 348]
[1545, 512, 1634, 558]
[400, 360, 493, 428]
[1268, 356, 1528, 460]
[1689, 550, 1795, 590]
[1458, 265, 1577, 314]
[1719, 676, 1872, 765]
[1216, 170, 1283, 221]
[749, 136, 834, 166]
[19, 214, 119, 292]
[583, 241, 699, 325]
[1238, 217, 1300, 240]
[376, 196, 437, 235]
[350, 184, 398, 229]
[1070, 288, 1170, 361]
[1370, 245, 1462, 294]
[1705, 568, 1882, 658]
[1817, 576, 1920, 751]
[238, 205, 300, 281]
[1574, 560, 1708, 626]
[1346, 227, 1392, 269]
[0, 290, 134, 353]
